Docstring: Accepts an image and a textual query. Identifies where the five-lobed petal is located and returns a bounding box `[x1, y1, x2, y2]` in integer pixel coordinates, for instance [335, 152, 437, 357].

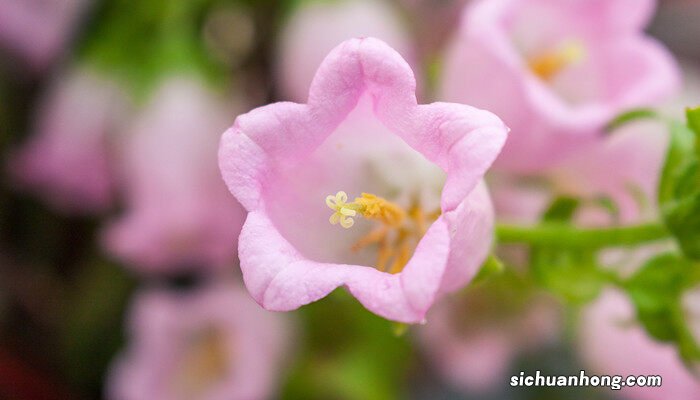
[219, 37, 508, 323]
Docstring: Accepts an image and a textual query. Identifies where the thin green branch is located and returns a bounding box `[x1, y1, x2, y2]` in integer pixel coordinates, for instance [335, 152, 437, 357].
[496, 223, 670, 249]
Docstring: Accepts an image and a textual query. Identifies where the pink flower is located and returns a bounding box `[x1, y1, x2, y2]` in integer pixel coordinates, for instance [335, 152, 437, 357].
[8, 67, 128, 214]
[396, 0, 470, 59]
[275, 0, 412, 102]
[491, 119, 669, 227]
[578, 289, 700, 400]
[441, 0, 680, 172]
[103, 77, 246, 274]
[550, 120, 669, 225]
[418, 289, 561, 393]
[107, 284, 292, 400]
[0, 0, 87, 71]
[219, 38, 508, 323]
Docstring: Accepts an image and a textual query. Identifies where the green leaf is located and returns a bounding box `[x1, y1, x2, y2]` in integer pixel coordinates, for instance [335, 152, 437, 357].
[662, 191, 700, 259]
[658, 110, 700, 259]
[604, 108, 659, 134]
[541, 196, 580, 222]
[688, 106, 700, 159]
[659, 121, 696, 203]
[590, 195, 620, 222]
[472, 254, 505, 285]
[687, 106, 700, 135]
[624, 253, 700, 363]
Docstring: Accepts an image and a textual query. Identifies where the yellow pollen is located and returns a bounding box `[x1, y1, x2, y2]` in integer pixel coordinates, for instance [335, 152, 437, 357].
[325, 191, 405, 229]
[325, 191, 439, 274]
[528, 40, 585, 81]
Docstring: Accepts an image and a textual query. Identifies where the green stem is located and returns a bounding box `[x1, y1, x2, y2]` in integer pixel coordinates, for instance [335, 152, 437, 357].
[496, 222, 670, 249]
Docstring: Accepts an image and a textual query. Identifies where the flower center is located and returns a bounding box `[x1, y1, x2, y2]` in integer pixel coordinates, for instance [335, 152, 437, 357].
[172, 327, 230, 399]
[326, 191, 440, 273]
[527, 40, 585, 81]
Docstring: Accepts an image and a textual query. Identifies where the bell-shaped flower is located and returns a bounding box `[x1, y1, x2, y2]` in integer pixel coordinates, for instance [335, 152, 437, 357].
[492, 119, 670, 228]
[396, 0, 469, 59]
[441, 0, 680, 172]
[548, 120, 668, 224]
[0, 0, 87, 70]
[107, 284, 292, 400]
[8, 67, 128, 214]
[275, 0, 412, 102]
[418, 285, 561, 394]
[219, 38, 508, 323]
[578, 289, 700, 400]
[103, 77, 245, 274]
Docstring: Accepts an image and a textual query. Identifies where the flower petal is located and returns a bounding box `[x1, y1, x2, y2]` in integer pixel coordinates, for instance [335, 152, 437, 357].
[221, 37, 507, 322]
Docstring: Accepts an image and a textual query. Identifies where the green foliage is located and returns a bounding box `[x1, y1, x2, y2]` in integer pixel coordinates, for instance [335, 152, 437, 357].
[531, 247, 611, 305]
[529, 197, 611, 304]
[658, 107, 700, 260]
[280, 290, 414, 400]
[60, 259, 135, 388]
[541, 196, 579, 221]
[604, 108, 658, 133]
[472, 253, 505, 285]
[78, 0, 228, 100]
[623, 253, 700, 363]
[688, 107, 700, 152]
[590, 195, 621, 222]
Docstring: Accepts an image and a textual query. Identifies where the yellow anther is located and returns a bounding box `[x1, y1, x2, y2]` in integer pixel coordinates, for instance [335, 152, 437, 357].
[355, 193, 405, 227]
[528, 40, 585, 81]
[325, 190, 440, 274]
[326, 191, 405, 229]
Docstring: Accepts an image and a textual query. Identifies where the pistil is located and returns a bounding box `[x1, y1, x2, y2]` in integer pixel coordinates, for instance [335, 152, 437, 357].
[326, 191, 440, 273]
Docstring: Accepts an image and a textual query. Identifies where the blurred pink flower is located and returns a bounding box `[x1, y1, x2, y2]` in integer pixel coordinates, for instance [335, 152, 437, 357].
[550, 120, 668, 225]
[397, 0, 470, 59]
[441, 0, 679, 172]
[486, 123, 671, 394]
[0, 0, 87, 70]
[103, 77, 245, 274]
[219, 38, 508, 323]
[419, 290, 560, 393]
[491, 119, 669, 226]
[275, 0, 413, 102]
[578, 289, 700, 400]
[8, 67, 128, 214]
[107, 284, 291, 400]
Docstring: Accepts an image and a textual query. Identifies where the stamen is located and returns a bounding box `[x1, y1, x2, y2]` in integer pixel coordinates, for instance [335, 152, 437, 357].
[376, 237, 393, 272]
[352, 226, 389, 252]
[325, 191, 405, 229]
[389, 241, 411, 274]
[325, 191, 441, 274]
[528, 40, 585, 81]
